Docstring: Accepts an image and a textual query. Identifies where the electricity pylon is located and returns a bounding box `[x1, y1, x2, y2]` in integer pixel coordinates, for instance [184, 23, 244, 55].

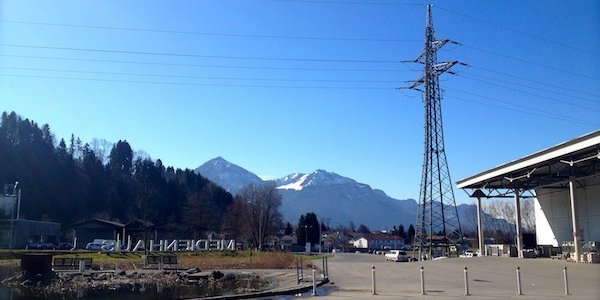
[399, 4, 463, 260]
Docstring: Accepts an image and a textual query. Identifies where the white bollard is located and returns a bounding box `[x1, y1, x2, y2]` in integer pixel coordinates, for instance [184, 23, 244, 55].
[371, 266, 377, 295]
[420, 266, 426, 295]
[464, 267, 470, 296]
[297, 258, 301, 284]
[516, 267, 522, 295]
[78, 260, 85, 273]
[563, 266, 569, 295]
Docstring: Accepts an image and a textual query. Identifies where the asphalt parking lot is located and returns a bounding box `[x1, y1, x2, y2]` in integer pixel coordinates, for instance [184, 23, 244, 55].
[320, 253, 600, 299]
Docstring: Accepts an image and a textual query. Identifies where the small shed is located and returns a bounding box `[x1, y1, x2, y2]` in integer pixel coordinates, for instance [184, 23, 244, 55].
[69, 219, 124, 249]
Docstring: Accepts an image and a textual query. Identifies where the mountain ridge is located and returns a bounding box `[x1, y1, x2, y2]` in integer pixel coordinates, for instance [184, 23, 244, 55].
[195, 157, 515, 231]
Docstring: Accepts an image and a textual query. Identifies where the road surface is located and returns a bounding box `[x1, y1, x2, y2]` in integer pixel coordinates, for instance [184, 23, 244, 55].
[321, 252, 600, 299]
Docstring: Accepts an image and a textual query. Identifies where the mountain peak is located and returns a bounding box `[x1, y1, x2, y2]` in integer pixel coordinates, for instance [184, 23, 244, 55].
[206, 156, 230, 166]
[195, 157, 263, 195]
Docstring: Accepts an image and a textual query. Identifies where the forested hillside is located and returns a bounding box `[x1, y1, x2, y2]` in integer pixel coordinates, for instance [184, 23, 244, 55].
[0, 111, 233, 235]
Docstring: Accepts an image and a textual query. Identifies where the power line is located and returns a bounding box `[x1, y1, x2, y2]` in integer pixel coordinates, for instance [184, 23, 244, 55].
[0, 73, 395, 90]
[262, 0, 423, 6]
[444, 88, 599, 127]
[3, 31, 596, 81]
[471, 65, 600, 100]
[435, 5, 600, 58]
[0, 19, 420, 43]
[0, 54, 408, 72]
[458, 73, 600, 113]
[447, 96, 598, 128]
[0, 43, 401, 64]
[461, 43, 599, 81]
[0, 66, 400, 84]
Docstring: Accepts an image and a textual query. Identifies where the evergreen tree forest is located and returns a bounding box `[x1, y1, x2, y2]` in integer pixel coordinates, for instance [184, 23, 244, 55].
[0, 112, 233, 236]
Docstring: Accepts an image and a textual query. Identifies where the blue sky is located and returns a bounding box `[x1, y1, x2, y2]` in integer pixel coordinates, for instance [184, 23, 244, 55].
[1, 0, 599, 204]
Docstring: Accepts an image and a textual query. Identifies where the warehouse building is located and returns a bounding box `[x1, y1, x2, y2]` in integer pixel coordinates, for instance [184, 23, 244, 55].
[457, 130, 599, 261]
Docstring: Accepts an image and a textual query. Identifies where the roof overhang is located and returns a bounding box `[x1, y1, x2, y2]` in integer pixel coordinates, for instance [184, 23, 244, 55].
[456, 130, 600, 194]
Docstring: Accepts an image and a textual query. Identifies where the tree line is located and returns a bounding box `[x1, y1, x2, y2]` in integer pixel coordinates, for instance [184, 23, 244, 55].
[0, 111, 233, 238]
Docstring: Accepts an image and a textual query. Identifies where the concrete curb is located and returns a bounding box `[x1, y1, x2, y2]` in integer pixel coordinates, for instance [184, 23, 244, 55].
[192, 278, 330, 300]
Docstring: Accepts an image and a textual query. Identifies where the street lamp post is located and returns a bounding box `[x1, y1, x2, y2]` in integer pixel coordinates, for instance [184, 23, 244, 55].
[319, 222, 322, 254]
[304, 225, 311, 252]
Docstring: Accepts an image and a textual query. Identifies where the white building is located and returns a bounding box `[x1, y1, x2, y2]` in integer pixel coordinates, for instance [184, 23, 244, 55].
[352, 237, 368, 249]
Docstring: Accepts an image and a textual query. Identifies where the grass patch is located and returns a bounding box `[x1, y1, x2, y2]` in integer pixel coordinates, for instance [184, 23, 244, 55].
[0, 250, 328, 270]
[178, 251, 297, 269]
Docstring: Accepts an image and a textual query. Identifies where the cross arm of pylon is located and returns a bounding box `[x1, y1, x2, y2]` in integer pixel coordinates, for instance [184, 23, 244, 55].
[433, 61, 461, 74]
[397, 77, 425, 91]
[433, 39, 461, 51]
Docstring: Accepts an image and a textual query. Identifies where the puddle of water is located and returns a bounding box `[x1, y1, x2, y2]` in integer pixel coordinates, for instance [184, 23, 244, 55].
[256, 284, 336, 299]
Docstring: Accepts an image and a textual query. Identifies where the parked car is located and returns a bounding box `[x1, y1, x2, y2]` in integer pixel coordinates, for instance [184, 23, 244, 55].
[25, 242, 56, 250]
[459, 251, 476, 258]
[56, 242, 74, 250]
[523, 249, 537, 258]
[85, 242, 108, 251]
[85, 239, 116, 251]
[385, 250, 410, 262]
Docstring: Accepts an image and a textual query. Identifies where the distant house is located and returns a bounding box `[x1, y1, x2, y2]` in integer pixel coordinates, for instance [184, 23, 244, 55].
[69, 219, 124, 248]
[69, 218, 201, 249]
[366, 233, 405, 250]
[352, 237, 368, 249]
[280, 235, 294, 250]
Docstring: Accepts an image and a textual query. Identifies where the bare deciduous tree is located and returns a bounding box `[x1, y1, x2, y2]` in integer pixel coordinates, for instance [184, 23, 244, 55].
[90, 138, 113, 164]
[222, 183, 283, 250]
[221, 195, 250, 241]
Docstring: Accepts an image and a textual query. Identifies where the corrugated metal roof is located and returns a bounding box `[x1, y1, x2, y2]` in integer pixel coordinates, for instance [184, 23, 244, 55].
[457, 130, 600, 190]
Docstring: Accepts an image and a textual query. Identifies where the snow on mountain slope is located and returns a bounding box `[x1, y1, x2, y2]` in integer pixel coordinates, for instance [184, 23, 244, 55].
[275, 170, 363, 191]
[271, 170, 414, 229]
[275, 173, 310, 191]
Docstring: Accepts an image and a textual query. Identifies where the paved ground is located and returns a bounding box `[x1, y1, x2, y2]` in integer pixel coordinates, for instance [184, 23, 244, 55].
[319, 253, 600, 299]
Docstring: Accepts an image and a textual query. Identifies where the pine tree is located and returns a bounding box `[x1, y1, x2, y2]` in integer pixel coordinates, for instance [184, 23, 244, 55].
[407, 224, 416, 244]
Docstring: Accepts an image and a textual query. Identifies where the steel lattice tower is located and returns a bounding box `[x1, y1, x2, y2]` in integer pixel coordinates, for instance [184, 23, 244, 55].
[401, 4, 462, 260]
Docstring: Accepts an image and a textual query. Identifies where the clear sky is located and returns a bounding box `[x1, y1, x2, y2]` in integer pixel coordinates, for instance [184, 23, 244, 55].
[1, 0, 599, 204]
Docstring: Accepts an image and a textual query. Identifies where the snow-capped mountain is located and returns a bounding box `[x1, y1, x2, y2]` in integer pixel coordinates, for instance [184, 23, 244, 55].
[275, 170, 362, 191]
[195, 157, 514, 232]
[194, 157, 263, 195]
[270, 169, 416, 229]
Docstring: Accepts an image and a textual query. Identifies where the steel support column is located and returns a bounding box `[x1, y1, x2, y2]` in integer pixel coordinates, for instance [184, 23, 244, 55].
[477, 195, 485, 256]
[568, 179, 581, 262]
[514, 190, 523, 258]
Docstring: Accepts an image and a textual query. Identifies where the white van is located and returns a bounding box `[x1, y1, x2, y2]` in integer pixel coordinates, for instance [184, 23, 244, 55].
[385, 250, 410, 262]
